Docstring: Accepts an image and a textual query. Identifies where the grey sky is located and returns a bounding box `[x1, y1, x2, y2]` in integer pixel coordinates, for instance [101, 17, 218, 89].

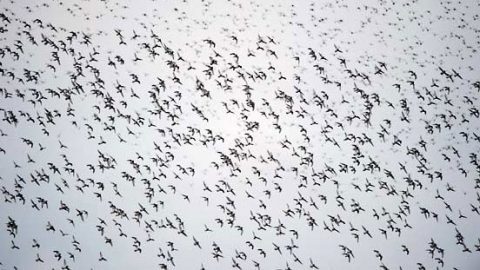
[0, 0, 479, 270]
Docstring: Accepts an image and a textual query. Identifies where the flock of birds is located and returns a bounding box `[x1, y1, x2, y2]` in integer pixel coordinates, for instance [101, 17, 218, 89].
[0, 0, 480, 269]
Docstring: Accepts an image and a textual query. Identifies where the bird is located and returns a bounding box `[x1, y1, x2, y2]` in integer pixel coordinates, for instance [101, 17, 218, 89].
[0, 1, 478, 270]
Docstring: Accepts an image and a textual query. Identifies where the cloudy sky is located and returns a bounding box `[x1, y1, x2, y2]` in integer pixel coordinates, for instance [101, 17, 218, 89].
[0, 0, 479, 269]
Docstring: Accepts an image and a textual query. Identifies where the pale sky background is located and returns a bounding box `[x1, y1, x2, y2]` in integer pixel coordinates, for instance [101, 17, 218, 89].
[0, 0, 480, 269]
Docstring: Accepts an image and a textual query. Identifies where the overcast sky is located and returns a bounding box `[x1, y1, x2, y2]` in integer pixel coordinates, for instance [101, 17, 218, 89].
[1, 0, 480, 269]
